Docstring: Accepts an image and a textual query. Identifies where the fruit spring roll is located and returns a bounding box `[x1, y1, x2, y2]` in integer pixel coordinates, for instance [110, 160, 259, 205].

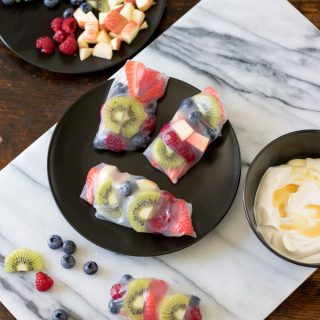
[108, 274, 203, 320]
[93, 60, 168, 151]
[80, 163, 196, 237]
[143, 87, 227, 183]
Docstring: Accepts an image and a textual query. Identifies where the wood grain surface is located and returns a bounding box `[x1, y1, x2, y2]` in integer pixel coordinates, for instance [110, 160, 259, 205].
[0, 0, 320, 319]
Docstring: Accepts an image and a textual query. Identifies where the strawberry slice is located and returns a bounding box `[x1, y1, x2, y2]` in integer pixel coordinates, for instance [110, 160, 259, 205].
[143, 291, 157, 320]
[138, 69, 160, 96]
[149, 279, 168, 304]
[85, 166, 101, 204]
[125, 60, 145, 97]
[138, 77, 167, 104]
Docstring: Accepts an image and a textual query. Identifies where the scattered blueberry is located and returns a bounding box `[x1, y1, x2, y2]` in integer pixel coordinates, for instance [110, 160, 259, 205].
[1, 0, 15, 5]
[189, 295, 200, 307]
[119, 181, 132, 197]
[63, 7, 74, 18]
[188, 111, 202, 123]
[43, 0, 59, 8]
[79, 1, 91, 12]
[114, 82, 127, 95]
[61, 254, 75, 269]
[131, 133, 146, 148]
[52, 309, 68, 320]
[83, 261, 98, 275]
[108, 300, 122, 314]
[70, 0, 84, 7]
[48, 235, 63, 250]
[62, 240, 76, 254]
[180, 98, 195, 109]
[120, 274, 133, 284]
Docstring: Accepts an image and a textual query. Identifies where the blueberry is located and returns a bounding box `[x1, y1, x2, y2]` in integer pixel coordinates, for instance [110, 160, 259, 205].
[108, 300, 122, 314]
[189, 295, 200, 307]
[114, 82, 127, 95]
[52, 309, 68, 320]
[83, 261, 98, 275]
[119, 181, 132, 197]
[1, 0, 15, 5]
[79, 2, 91, 12]
[120, 274, 133, 284]
[61, 254, 75, 269]
[63, 7, 74, 18]
[43, 0, 59, 8]
[180, 98, 195, 109]
[188, 111, 202, 123]
[70, 0, 84, 7]
[48, 235, 63, 250]
[62, 240, 76, 254]
[131, 133, 146, 148]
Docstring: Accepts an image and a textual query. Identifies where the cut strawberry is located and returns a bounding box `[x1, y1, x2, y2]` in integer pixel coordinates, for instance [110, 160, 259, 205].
[104, 11, 128, 35]
[138, 77, 166, 104]
[85, 166, 101, 204]
[143, 291, 157, 320]
[170, 200, 195, 236]
[125, 60, 145, 97]
[149, 279, 168, 303]
[138, 68, 160, 96]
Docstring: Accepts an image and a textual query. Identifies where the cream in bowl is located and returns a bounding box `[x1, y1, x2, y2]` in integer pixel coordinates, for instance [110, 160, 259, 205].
[254, 158, 320, 264]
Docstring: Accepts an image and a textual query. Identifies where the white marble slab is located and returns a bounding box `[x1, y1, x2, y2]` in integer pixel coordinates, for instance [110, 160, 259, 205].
[1, 0, 320, 319]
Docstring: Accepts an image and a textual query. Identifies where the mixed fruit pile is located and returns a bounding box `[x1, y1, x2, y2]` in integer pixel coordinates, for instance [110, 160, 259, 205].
[108, 275, 202, 320]
[144, 87, 227, 183]
[81, 163, 196, 237]
[94, 60, 168, 151]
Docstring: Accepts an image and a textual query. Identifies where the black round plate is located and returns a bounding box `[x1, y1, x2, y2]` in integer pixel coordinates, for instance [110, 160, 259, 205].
[48, 78, 241, 256]
[0, 1, 166, 74]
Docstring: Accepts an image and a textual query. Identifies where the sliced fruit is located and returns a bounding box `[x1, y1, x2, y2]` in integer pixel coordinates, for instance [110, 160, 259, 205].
[135, 178, 158, 190]
[139, 20, 148, 30]
[132, 9, 145, 25]
[171, 120, 194, 141]
[97, 29, 111, 43]
[102, 96, 146, 138]
[138, 68, 160, 96]
[153, 138, 185, 170]
[186, 132, 209, 152]
[79, 48, 93, 61]
[123, 278, 151, 320]
[128, 190, 160, 232]
[87, 0, 98, 9]
[93, 42, 113, 59]
[108, 0, 123, 8]
[104, 10, 128, 35]
[159, 293, 189, 320]
[77, 32, 89, 48]
[138, 77, 167, 104]
[73, 8, 88, 28]
[99, 12, 109, 29]
[111, 37, 122, 50]
[4, 248, 43, 272]
[86, 11, 99, 23]
[149, 279, 169, 303]
[97, 0, 110, 12]
[125, 60, 145, 97]
[85, 165, 101, 204]
[120, 2, 135, 20]
[121, 21, 140, 44]
[136, 0, 153, 12]
[144, 291, 157, 320]
[84, 21, 99, 43]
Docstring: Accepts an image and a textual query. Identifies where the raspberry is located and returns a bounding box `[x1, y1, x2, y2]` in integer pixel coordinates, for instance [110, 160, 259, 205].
[35, 272, 54, 292]
[184, 307, 202, 320]
[177, 144, 196, 163]
[51, 17, 63, 32]
[163, 131, 180, 149]
[53, 30, 67, 43]
[105, 134, 124, 152]
[62, 17, 77, 34]
[149, 211, 172, 233]
[59, 36, 78, 55]
[141, 116, 156, 133]
[162, 191, 175, 204]
[110, 283, 125, 300]
[35, 36, 55, 54]
[160, 123, 170, 133]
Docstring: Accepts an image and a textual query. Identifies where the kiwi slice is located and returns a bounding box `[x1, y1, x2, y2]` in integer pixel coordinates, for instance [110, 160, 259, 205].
[193, 94, 224, 130]
[95, 179, 122, 219]
[128, 190, 161, 232]
[97, 0, 109, 12]
[159, 293, 190, 320]
[123, 278, 151, 320]
[102, 96, 146, 139]
[153, 138, 185, 170]
[4, 248, 43, 272]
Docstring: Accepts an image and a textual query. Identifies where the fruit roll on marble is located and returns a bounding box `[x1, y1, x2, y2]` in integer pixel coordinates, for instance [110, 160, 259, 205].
[108, 274, 203, 320]
[93, 60, 169, 152]
[143, 87, 227, 184]
[80, 163, 196, 237]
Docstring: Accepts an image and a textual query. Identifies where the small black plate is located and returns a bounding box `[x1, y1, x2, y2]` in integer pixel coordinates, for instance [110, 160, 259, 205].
[0, 1, 166, 74]
[48, 78, 241, 256]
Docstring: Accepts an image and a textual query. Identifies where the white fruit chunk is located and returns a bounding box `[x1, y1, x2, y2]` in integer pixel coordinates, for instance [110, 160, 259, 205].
[120, 3, 135, 20]
[132, 9, 145, 25]
[73, 8, 88, 29]
[172, 120, 194, 141]
[139, 20, 148, 30]
[111, 37, 122, 50]
[136, 0, 153, 12]
[97, 30, 111, 43]
[121, 21, 139, 44]
[99, 12, 109, 29]
[93, 42, 113, 60]
[108, 0, 123, 8]
[85, 11, 99, 23]
[79, 48, 93, 61]
[77, 32, 89, 48]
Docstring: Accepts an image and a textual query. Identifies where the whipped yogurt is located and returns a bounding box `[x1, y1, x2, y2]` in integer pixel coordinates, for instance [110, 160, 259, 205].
[254, 158, 320, 263]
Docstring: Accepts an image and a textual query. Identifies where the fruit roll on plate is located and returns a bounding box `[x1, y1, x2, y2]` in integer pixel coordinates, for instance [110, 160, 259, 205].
[93, 60, 169, 152]
[80, 163, 196, 237]
[108, 274, 203, 320]
[143, 87, 227, 183]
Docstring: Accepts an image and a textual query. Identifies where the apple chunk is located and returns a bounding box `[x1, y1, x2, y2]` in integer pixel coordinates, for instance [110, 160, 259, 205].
[104, 10, 128, 35]
[132, 9, 145, 25]
[97, 30, 111, 43]
[93, 42, 113, 60]
[121, 21, 140, 44]
[111, 37, 122, 50]
[77, 32, 89, 48]
[136, 0, 153, 12]
[120, 3, 135, 20]
[79, 48, 93, 61]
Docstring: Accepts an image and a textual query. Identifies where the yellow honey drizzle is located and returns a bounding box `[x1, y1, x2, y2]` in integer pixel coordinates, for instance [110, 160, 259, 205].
[273, 184, 299, 217]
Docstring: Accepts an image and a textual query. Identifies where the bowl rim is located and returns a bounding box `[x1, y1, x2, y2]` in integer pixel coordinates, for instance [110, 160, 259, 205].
[243, 129, 320, 268]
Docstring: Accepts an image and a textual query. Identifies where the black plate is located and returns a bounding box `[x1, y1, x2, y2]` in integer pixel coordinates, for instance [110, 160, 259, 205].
[48, 78, 241, 256]
[0, 1, 166, 74]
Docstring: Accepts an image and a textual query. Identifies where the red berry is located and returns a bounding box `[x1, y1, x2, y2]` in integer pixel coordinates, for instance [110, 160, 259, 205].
[35, 36, 55, 55]
[51, 17, 63, 32]
[62, 17, 77, 34]
[162, 191, 175, 204]
[105, 134, 124, 152]
[110, 283, 125, 300]
[160, 123, 170, 133]
[35, 272, 54, 292]
[138, 78, 166, 104]
[53, 30, 67, 43]
[142, 117, 156, 133]
[177, 144, 196, 163]
[149, 211, 172, 233]
[59, 36, 78, 55]
[185, 307, 202, 320]
[163, 131, 180, 149]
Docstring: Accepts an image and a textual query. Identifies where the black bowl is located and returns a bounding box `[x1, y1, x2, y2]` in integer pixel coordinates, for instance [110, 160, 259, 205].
[243, 130, 320, 268]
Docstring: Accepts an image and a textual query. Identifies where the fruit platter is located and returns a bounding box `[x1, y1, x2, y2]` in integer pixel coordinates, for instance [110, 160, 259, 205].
[0, 0, 166, 73]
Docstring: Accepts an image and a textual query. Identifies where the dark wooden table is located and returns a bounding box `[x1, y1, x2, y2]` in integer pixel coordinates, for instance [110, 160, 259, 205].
[1, 1, 320, 319]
